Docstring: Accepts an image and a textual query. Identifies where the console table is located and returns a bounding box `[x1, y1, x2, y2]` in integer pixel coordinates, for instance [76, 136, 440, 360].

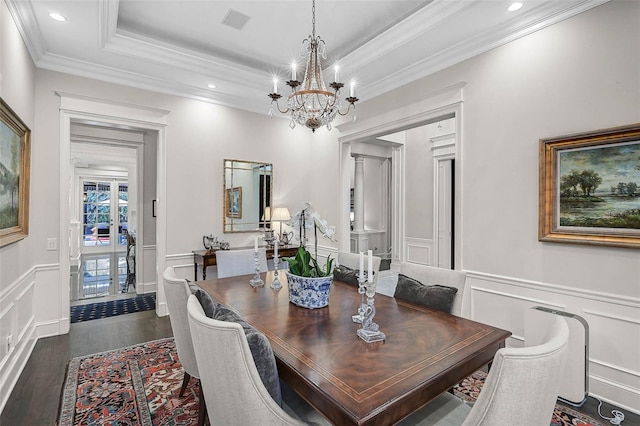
[193, 244, 299, 280]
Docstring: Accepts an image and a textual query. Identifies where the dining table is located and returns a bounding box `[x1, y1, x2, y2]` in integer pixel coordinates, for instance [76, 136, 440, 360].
[197, 270, 511, 426]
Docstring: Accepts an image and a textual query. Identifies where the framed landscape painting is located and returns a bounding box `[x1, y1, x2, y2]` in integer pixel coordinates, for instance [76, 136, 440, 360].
[539, 123, 640, 248]
[0, 97, 31, 248]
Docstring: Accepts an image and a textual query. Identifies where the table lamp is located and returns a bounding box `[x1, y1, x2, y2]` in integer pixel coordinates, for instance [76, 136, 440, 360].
[271, 206, 291, 245]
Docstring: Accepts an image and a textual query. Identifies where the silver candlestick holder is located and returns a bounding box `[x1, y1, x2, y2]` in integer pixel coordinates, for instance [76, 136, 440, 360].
[357, 281, 386, 343]
[249, 250, 264, 287]
[270, 251, 282, 290]
[352, 273, 367, 323]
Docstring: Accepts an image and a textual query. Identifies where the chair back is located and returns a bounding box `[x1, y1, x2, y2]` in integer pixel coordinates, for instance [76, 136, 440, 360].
[216, 248, 268, 278]
[337, 251, 382, 285]
[399, 262, 467, 316]
[463, 316, 569, 426]
[162, 266, 199, 378]
[186, 295, 307, 425]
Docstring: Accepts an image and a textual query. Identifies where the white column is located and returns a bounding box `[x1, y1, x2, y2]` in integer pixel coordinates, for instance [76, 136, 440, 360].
[353, 154, 365, 232]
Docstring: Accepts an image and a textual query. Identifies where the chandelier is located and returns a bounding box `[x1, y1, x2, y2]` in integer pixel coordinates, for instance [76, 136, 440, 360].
[268, 0, 358, 132]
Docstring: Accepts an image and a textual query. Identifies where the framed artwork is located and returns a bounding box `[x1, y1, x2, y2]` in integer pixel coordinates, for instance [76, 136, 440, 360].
[539, 123, 640, 248]
[0, 97, 31, 248]
[226, 186, 242, 218]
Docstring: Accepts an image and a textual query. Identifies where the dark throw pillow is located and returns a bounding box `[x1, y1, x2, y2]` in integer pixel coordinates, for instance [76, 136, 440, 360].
[332, 264, 360, 287]
[194, 288, 220, 318]
[186, 278, 199, 295]
[212, 305, 282, 405]
[393, 273, 458, 314]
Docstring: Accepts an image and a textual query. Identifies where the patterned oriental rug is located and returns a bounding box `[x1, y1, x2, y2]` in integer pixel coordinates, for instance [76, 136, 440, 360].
[57, 338, 200, 426]
[57, 338, 604, 426]
[70, 294, 156, 323]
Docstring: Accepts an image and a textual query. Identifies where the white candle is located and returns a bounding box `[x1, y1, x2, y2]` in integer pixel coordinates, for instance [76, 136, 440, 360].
[334, 65, 339, 82]
[254, 237, 258, 252]
[367, 250, 373, 283]
[359, 251, 364, 279]
[350, 81, 355, 97]
[291, 62, 297, 80]
[274, 239, 278, 257]
[272, 78, 278, 94]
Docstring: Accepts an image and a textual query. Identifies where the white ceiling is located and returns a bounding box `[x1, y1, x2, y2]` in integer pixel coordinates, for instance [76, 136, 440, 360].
[7, 0, 607, 115]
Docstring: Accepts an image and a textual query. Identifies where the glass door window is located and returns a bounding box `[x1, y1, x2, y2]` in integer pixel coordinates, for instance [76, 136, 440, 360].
[82, 180, 128, 252]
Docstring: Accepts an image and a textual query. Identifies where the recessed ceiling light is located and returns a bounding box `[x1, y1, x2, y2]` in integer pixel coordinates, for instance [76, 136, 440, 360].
[49, 12, 67, 22]
[207, 84, 216, 89]
[507, 2, 523, 12]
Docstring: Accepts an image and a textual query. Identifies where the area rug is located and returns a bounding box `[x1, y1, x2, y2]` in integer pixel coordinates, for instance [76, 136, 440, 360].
[58, 338, 605, 426]
[70, 294, 156, 323]
[57, 338, 200, 426]
[454, 370, 605, 426]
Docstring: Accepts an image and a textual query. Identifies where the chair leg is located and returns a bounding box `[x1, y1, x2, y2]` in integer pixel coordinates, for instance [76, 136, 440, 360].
[179, 372, 191, 397]
[198, 380, 207, 426]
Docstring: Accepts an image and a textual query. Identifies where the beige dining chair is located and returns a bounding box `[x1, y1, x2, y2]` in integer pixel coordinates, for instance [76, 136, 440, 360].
[162, 266, 207, 426]
[398, 263, 467, 317]
[337, 251, 382, 285]
[215, 248, 268, 278]
[186, 294, 328, 425]
[398, 316, 569, 426]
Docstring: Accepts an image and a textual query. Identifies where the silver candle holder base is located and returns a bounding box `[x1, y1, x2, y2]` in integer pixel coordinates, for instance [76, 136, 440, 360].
[270, 251, 282, 290]
[357, 288, 385, 343]
[249, 250, 264, 287]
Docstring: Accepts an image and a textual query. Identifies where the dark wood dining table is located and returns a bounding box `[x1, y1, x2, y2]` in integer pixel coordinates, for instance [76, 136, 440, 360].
[197, 271, 511, 426]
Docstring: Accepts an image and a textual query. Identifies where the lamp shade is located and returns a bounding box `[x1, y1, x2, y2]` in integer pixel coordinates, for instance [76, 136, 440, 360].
[271, 206, 291, 222]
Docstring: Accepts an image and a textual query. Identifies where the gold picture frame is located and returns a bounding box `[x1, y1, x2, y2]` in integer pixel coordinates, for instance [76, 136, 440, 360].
[539, 123, 640, 248]
[0, 97, 31, 248]
[225, 186, 242, 218]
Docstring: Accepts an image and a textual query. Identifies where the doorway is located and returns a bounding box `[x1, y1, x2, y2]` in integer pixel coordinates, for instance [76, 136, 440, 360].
[68, 123, 146, 304]
[339, 112, 461, 270]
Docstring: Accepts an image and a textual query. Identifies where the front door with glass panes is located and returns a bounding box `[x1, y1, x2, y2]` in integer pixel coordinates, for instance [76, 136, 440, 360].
[77, 179, 132, 298]
[82, 180, 129, 253]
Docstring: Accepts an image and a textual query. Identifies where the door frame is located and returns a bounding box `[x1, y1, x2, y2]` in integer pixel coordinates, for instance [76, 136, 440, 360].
[58, 92, 169, 334]
[336, 82, 465, 270]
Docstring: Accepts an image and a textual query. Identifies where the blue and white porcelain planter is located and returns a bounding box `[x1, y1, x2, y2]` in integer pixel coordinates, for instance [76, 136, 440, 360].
[286, 272, 333, 309]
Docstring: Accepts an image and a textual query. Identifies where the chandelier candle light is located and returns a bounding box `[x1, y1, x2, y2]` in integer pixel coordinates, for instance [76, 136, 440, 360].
[268, 0, 359, 132]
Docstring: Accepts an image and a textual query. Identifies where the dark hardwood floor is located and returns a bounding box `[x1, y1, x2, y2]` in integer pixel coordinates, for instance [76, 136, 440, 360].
[1, 307, 638, 426]
[1, 309, 172, 425]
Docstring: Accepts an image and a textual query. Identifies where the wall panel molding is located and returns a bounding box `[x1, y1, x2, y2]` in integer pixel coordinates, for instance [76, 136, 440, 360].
[467, 271, 640, 415]
[404, 237, 433, 265]
[466, 270, 639, 308]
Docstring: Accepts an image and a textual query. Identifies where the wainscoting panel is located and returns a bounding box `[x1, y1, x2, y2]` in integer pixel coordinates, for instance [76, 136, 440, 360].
[466, 271, 640, 414]
[0, 267, 37, 414]
[138, 245, 157, 294]
[404, 237, 433, 265]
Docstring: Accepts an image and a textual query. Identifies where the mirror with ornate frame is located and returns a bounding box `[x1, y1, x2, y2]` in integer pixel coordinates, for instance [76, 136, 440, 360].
[223, 159, 272, 233]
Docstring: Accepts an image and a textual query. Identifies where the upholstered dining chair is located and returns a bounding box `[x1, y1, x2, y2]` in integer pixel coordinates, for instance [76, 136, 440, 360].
[162, 266, 206, 426]
[398, 263, 467, 317]
[398, 316, 569, 426]
[186, 295, 326, 425]
[336, 251, 382, 286]
[215, 248, 268, 278]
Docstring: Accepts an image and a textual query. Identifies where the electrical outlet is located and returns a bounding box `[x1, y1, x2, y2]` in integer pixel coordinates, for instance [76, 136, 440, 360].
[47, 238, 57, 251]
[6, 335, 12, 351]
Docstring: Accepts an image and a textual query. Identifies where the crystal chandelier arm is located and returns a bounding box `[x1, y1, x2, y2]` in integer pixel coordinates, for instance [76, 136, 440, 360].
[268, 94, 291, 114]
[337, 97, 358, 116]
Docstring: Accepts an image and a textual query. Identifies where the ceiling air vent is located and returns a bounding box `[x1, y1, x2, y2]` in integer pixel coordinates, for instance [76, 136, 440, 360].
[221, 9, 250, 31]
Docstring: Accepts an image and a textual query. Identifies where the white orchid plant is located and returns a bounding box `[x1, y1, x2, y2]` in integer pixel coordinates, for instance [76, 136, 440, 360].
[283, 202, 336, 277]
